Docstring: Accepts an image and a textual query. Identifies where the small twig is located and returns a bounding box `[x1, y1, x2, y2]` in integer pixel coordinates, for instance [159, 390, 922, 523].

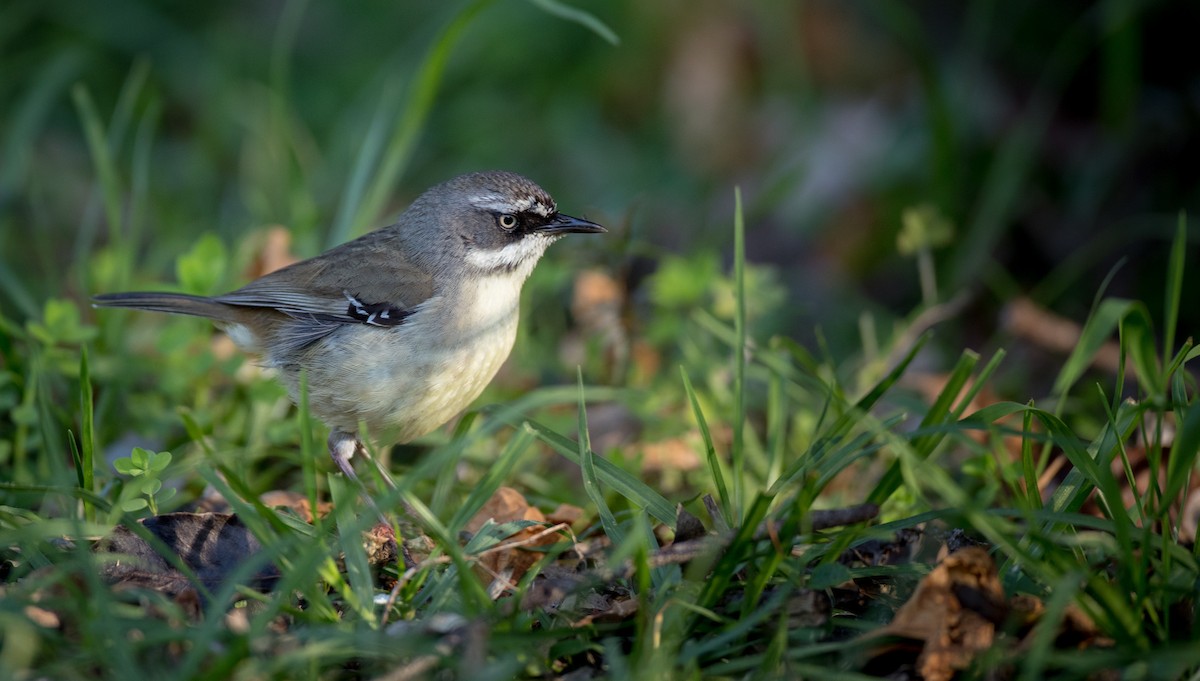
[474, 522, 571, 560]
[799, 504, 881, 532]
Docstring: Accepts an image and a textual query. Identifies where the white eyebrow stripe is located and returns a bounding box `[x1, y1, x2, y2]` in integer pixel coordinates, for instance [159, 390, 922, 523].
[469, 194, 556, 216]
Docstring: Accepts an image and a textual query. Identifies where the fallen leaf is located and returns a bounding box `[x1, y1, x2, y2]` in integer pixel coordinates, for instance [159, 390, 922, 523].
[465, 487, 556, 589]
[572, 596, 639, 628]
[863, 547, 1005, 681]
[638, 437, 702, 474]
[547, 503, 586, 527]
[23, 605, 60, 629]
[245, 225, 299, 279]
[98, 513, 279, 601]
[259, 489, 332, 522]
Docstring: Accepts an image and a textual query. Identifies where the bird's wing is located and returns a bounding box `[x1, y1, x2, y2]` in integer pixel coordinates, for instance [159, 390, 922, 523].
[216, 233, 436, 328]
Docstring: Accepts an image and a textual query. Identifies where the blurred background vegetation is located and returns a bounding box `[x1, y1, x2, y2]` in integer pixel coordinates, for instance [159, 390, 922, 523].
[2, 0, 1198, 487]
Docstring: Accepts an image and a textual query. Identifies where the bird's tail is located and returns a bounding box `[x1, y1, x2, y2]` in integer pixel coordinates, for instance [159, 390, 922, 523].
[92, 292, 238, 323]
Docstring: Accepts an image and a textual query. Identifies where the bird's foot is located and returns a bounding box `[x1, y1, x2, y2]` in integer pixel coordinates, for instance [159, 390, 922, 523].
[326, 430, 416, 569]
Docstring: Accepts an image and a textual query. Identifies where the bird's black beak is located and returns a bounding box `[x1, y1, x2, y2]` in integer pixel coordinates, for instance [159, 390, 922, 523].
[538, 212, 606, 235]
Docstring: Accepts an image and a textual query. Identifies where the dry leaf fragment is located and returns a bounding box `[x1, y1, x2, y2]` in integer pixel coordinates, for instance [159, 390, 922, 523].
[246, 225, 299, 279]
[22, 605, 60, 629]
[571, 597, 639, 628]
[259, 489, 332, 522]
[547, 503, 586, 527]
[465, 487, 557, 588]
[99, 513, 279, 601]
[638, 437, 702, 473]
[863, 547, 1005, 681]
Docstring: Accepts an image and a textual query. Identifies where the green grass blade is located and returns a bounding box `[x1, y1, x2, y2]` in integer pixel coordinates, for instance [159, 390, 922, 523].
[1117, 304, 1163, 398]
[578, 369, 623, 544]
[337, 0, 491, 241]
[76, 347, 96, 523]
[71, 85, 124, 246]
[867, 348, 978, 505]
[329, 474, 377, 625]
[1164, 390, 1200, 511]
[1, 50, 83, 200]
[770, 331, 930, 495]
[326, 80, 400, 249]
[296, 370, 323, 534]
[1053, 298, 1158, 399]
[1162, 212, 1187, 363]
[527, 0, 619, 45]
[448, 423, 536, 532]
[681, 366, 731, 526]
[731, 186, 746, 524]
[522, 418, 675, 526]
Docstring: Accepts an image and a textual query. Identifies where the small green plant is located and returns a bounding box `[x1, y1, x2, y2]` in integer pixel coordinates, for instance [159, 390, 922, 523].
[113, 447, 176, 515]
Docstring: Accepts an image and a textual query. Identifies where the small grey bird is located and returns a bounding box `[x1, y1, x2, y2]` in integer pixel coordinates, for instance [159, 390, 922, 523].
[95, 171, 604, 482]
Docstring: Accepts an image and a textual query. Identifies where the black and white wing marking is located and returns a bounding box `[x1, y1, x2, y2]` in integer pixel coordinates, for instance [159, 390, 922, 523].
[343, 292, 411, 327]
[210, 232, 433, 354]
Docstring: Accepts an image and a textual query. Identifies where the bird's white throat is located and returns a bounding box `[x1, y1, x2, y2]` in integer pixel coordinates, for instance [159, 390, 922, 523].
[464, 233, 555, 275]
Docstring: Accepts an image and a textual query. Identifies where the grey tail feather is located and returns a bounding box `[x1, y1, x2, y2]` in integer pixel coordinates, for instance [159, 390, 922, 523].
[92, 292, 237, 323]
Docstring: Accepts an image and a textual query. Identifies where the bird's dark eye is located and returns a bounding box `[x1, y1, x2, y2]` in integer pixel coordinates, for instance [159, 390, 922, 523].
[497, 214, 519, 231]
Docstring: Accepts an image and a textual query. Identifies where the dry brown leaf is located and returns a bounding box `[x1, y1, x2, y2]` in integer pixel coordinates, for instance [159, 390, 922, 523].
[99, 513, 279, 603]
[571, 596, 639, 628]
[23, 605, 60, 629]
[546, 503, 586, 527]
[572, 269, 624, 329]
[638, 436, 702, 474]
[864, 547, 1005, 681]
[259, 489, 332, 523]
[465, 487, 556, 589]
[1003, 297, 1130, 376]
[630, 339, 662, 384]
[246, 225, 299, 279]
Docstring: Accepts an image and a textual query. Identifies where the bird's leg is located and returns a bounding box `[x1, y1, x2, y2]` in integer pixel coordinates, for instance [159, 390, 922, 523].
[328, 429, 397, 489]
[328, 429, 416, 569]
[328, 429, 389, 523]
[328, 429, 364, 481]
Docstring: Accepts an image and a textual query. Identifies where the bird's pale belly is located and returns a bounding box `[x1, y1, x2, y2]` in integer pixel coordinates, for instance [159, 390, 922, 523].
[292, 311, 519, 443]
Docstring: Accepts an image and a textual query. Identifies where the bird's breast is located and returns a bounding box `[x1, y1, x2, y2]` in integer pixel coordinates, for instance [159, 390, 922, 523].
[294, 270, 528, 442]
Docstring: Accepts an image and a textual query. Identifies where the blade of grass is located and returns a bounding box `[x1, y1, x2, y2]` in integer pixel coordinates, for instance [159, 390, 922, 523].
[448, 423, 536, 532]
[578, 368, 623, 544]
[406, 490, 491, 612]
[867, 348, 979, 505]
[1164, 391, 1200, 514]
[681, 366, 731, 527]
[765, 343, 788, 486]
[1053, 298, 1154, 399]
[71, 85, 123, 247]
[731, 186, 746, 524]
[523, 418, 675, 526]
[527, 0, 619, 44]
[297, 370, 323, 534]
[1018, 571, 1084, 680]
[1019, 402, 1042, 509]
[770, 331, 932, 496]
[1162, 212, 1187, 363]
[76, 347, 96, 523]
[334, 0, 492, 242]
[329, 474, 378, 625]
[432, 410, 480, 517]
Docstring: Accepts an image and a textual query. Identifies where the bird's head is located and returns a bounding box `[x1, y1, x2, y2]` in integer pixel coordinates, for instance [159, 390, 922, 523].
[402, 171, 605, 278]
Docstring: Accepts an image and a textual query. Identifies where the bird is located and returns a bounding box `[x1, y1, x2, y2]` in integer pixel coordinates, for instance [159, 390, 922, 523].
[95, 171, 605, 486]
